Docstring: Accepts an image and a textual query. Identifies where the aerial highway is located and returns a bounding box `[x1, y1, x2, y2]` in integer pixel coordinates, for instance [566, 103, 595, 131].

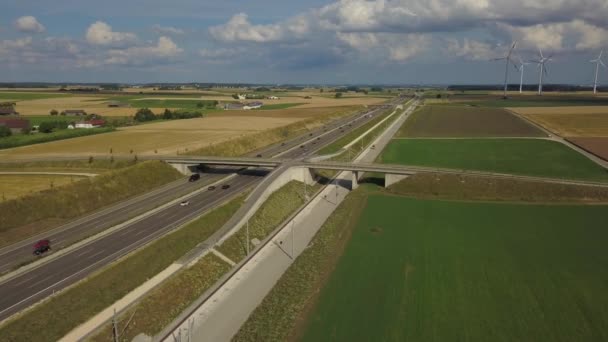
[0, 97, 405, 322]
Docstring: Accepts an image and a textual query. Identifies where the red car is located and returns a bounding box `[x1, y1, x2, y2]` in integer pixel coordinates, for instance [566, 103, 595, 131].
[33, 239, 51, 256]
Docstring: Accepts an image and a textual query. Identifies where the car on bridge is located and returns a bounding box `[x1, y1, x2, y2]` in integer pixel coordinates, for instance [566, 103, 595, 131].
[33, 239, 51, 256]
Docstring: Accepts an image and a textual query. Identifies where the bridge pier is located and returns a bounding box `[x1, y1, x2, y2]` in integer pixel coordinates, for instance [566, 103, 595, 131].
[385, 173, 410, 188]
[168, 162, 198, 175]
[351, 171, 359, 190]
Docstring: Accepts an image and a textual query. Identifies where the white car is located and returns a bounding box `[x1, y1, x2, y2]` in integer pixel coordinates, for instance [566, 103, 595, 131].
[180, 201, 190, 207]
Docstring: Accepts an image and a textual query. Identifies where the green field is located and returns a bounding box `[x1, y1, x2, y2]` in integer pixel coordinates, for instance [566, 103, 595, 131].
[302, 195, 608, 342]
[128, 99, 218, 109]
[257, 103, 303, 110]
[381, 138, 608, 181]
[0, 127, 115, 150]
[0, 92, 71, 101]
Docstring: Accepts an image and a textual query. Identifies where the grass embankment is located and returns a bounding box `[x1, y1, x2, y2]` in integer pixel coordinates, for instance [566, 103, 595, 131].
[0, 193, 247, 342]
[0, 175, 87, 201]
[381, 138, 608, 182]
[236, 185, 608, 341]
[217, 180, 317, 263]
[0, 161, 182, 247]
[233, 185, 370, 342]
[317, 107, 397, 155]
[188, 107, 357, 157]
[91, 253, 231, 341]
[386, 173, 608, 203]
[300, 195, 608, 341]
[0, 128, 115, 150]
[0, 159, 136, 172]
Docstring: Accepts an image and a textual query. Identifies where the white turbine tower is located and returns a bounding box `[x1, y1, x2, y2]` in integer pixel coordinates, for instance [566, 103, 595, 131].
[590, 50, 606, 94]
[492, 42, 518, 98]
[517, 56, 530, 94]
[531, 48, 552, 96]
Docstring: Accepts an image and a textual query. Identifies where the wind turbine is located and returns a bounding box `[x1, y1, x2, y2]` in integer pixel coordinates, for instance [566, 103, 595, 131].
[530, 48, 552, 96]
[492, 42, 518, 98]
[590, 50, 606, 94]
[517, 56, 530, 94]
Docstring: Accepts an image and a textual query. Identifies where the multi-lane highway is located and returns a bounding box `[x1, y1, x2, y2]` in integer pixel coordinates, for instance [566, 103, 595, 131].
[0, 97, 404, 322]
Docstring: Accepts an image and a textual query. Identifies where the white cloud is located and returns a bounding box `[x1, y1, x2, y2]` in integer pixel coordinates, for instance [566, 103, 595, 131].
[209, 13, 284, 43]
[336, 32, 379, 50]
[387, 34, 431, 62]
[105, 36, 182, 65]
[152, 24, 184, 35]
[446, 38, 497, 61]
[15, 16, 45, 33]
[86, 21, 137, 46]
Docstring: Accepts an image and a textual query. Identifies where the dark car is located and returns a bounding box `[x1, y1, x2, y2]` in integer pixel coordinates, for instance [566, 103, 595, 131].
[300, 145, 305, 148]
[221, 184, 230, 190]
[256, 154, 262, 158]
[208, 185, 216, 191]
[33, 239, 51, 256]
[189, 174, 201, 182]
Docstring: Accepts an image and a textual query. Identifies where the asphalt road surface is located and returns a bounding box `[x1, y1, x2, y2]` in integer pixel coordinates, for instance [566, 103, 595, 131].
[0, 97, 405, 322]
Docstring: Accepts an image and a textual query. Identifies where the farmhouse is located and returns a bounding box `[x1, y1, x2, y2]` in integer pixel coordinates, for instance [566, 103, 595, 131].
[62, 109, 87, 116]
[75, 119, 105, 129]
[267, 96, 280, 100]
[223, 103, 245, 110]
[0, 106, 18, 116]
[243, 102, 263, 110]
[0, 118, 30, 134]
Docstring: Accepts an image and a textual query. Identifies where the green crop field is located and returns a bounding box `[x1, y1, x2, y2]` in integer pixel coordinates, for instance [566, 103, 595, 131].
[128, 99, 218, 109]
[398, 105, 545, 137]
[302, 195, 608, 342]
[381, 138, 608, 182]
[0, 92, 71, 101]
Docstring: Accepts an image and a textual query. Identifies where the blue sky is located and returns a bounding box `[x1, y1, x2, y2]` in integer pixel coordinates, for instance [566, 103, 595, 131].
[1, 0, 607, 84]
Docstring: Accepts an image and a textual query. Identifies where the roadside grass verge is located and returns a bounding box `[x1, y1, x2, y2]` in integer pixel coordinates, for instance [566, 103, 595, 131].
[0, 175, 88, 201]
[0, 193, 247, 342]
[232, 185, 372, 342]
[0, 161, 182, 247]
[380, 138, 608, 182]
[0, 159, 136, 172]
[217, 181, 318, 263]
[91, 253, 232, 341]
[0, 128, 115, 150]
[188, 107, 358, 157]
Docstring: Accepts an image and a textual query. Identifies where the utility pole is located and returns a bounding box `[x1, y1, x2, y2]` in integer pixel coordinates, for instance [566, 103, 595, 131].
[112, 309, 119, 342]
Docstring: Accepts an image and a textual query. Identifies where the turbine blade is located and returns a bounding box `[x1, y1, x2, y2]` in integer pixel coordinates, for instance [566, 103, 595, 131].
[539, 48, 544, 59]
[601, 60, 607, 68]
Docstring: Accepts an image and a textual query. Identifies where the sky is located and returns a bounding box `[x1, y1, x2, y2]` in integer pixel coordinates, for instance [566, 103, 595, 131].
[0, 0, 607, 85]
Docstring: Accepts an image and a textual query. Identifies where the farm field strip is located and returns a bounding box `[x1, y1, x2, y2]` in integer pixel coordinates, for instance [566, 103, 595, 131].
[566, 137, 608, 161]
[300, 195, 608, 342]
[397, 105, 546, 138]
[380, 138, 608, 182]
[0, 175, 87, 201]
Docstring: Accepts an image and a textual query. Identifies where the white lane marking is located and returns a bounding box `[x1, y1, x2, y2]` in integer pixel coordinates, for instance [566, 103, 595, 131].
[26, 275, 54, 289]
[85, 250, 106, 261]
[74, 248, 95, 258]
[12, 275, 37, 287]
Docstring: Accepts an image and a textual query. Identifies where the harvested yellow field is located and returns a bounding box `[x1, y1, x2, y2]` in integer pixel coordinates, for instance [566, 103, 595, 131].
[510, 106, 608, 137]
[0, 175, 86, 201]
[0, 106, 351, 159]
[13, 96, 168, 117]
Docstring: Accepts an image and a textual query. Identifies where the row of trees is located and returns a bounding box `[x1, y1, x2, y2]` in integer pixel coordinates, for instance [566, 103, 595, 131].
[133, 108, 203, 122]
